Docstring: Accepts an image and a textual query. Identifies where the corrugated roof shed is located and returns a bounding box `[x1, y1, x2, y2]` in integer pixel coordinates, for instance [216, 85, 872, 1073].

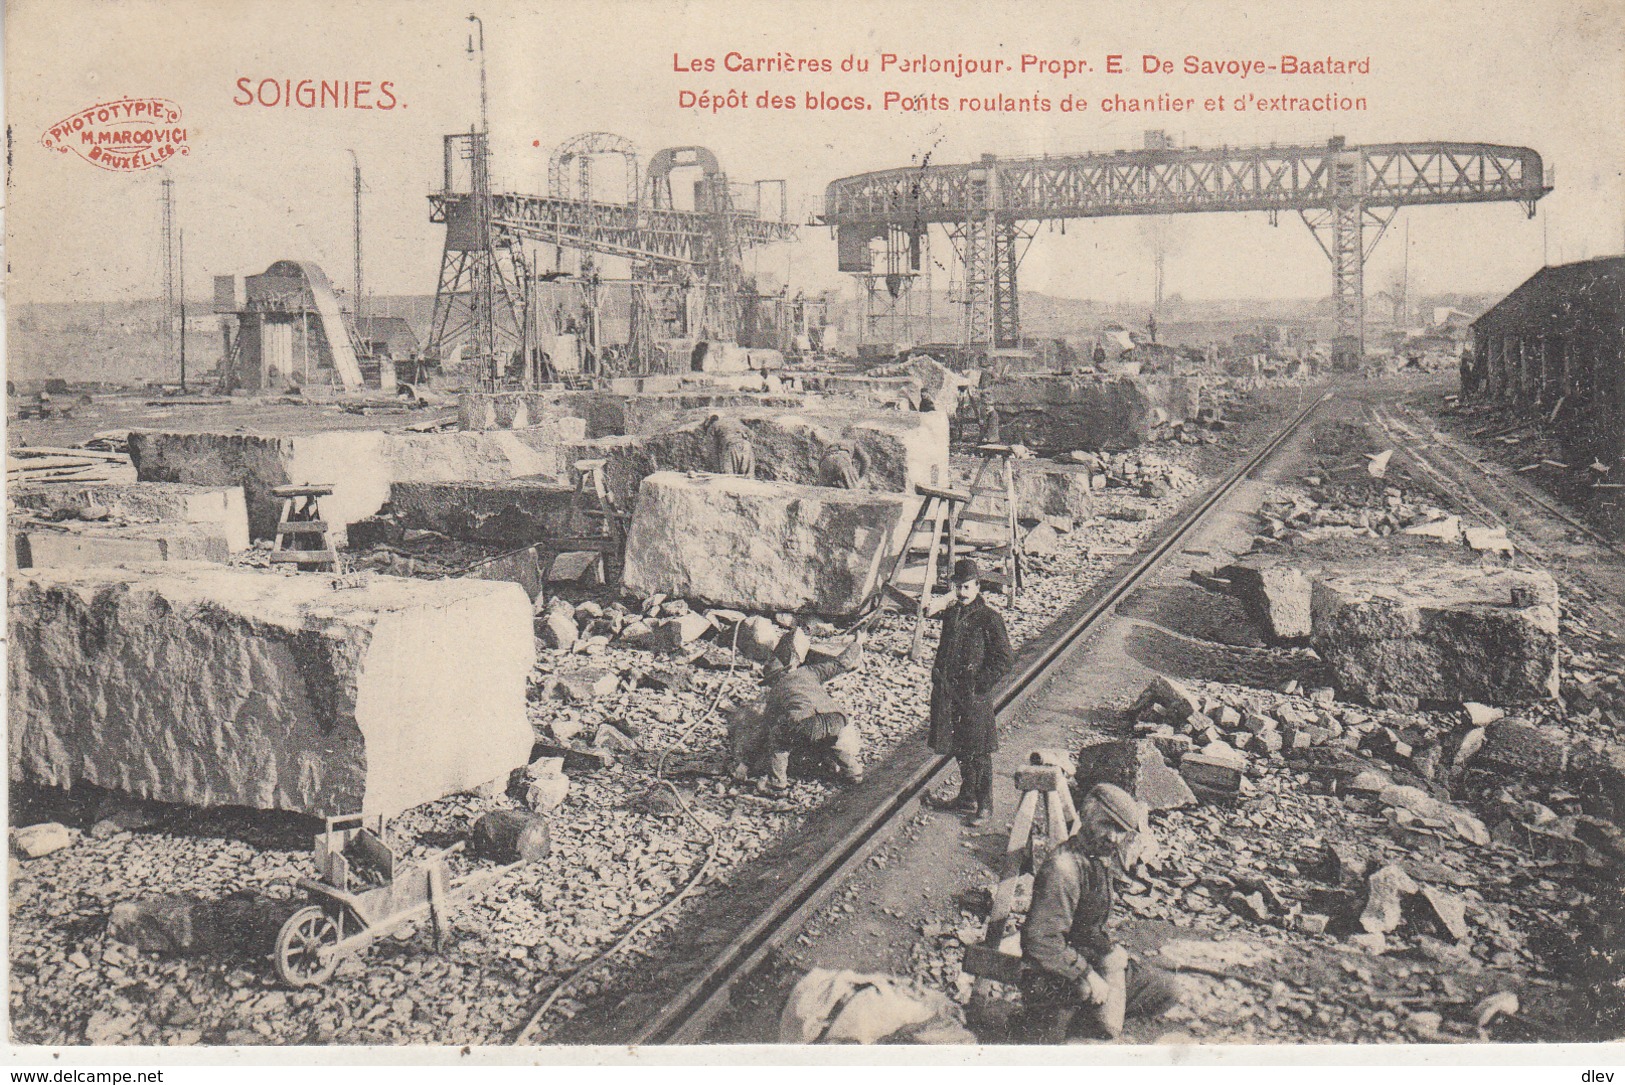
[1472, 256, 1625, 338]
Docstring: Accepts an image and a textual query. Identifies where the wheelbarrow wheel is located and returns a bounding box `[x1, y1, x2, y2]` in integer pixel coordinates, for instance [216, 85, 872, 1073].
[275, 905, 341, 987]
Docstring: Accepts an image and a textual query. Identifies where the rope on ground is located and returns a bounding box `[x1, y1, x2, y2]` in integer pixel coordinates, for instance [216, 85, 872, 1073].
[510, 622, 745, 1044]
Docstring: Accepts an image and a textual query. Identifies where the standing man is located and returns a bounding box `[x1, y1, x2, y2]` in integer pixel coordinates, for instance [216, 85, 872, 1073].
[1018, 783, 1179, 1041]
[732, 630, 867, 792]
[704, 414, 756, 477]
[928, 558, 1014, 827]
[818, 437, 871, 489]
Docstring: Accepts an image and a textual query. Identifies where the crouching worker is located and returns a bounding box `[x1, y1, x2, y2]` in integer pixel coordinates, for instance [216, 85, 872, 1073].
[818, 438, 871, 489]
[728, 630, 867, 792]
[703, 414, 756, 477]
[1017, 783, 1179, 1041]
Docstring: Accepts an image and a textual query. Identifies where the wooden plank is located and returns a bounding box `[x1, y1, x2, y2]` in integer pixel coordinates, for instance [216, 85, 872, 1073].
[1013, 765, 1064, 792]
[276, 520, 329, 535]
[269, 550, 337, 565]
[961, 943, 1023, 983]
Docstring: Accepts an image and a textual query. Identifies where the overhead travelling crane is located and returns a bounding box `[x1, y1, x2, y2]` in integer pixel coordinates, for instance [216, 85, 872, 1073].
[427, 132, 799, 381]
[821, 136, 1550, 353]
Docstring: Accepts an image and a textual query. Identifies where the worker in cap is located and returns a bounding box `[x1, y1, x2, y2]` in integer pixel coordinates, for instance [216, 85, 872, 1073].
[1016, 783, 1178, 1042]
[733, 629, 867, 793]
[703, 414, 756, 477]
[926, 557, 1013, 826]
[818, 437, 871, 490]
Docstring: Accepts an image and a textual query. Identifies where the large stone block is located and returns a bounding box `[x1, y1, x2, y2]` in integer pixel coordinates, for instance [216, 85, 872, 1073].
[621, 472, 919, 617]
[15, 523, 231, 568]
[458, 390, 800, 437]
[793, 373, 923, 409]
[128, 422, 586, 543]
[1075, 738, 1196, 811]
[869, 355, 964, 415]
[982, 376, 1201, 451]
[569, 409, 948, 513]
[387, 478, 578, 547]
[955, 460, 1095, 522]
[8, 566, 534, 817]
[9, 482, 250, 553]
[1310, 561, 1560, 704]
[1223, 560, 1313, 643]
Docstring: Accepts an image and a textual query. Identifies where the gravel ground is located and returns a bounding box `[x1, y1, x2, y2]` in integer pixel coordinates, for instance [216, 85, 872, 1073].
[752, 403, 1623, 1045]
[8, 431, 1235, 1047]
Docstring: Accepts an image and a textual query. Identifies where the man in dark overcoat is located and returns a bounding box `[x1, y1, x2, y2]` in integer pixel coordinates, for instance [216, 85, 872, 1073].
[928, 558, 1014, 826]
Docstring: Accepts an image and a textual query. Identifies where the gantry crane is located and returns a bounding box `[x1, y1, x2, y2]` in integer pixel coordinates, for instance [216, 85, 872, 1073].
[821, 136, 1550, 354]
[427, 134, 798, 380]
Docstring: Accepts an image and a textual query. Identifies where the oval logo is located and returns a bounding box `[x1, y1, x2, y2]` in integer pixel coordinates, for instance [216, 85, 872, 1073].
[41, 97, 189, 172]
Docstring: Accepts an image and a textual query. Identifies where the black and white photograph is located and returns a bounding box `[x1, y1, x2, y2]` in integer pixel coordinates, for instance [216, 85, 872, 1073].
[4, 0, 1623, 1064]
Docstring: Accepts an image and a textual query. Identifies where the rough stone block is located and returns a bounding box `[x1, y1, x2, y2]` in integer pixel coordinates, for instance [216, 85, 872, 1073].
[1476, 718, 1573, 779]
[982, 375, 1201, 451]
[10, 482, 251, 553]
[387, 477, 577, 547]
[1222, 559, 1313, 643]
[8, 565, 534, 818]
[622, 472, 918, 618]
[572, 409, 947, 514]
[1310, 561, 1560, 704]
[15, 522, 231, 568]
[1075, 738, 1197, 810]
[129, 421, 586, 543]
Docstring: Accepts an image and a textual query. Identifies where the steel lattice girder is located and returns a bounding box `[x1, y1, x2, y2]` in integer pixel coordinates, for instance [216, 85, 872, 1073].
[430, 191, 799, 268]
[820, 140, 1548, 229]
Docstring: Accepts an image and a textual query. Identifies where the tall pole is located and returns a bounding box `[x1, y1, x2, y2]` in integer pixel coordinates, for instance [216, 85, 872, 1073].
[349, 149, 364, 337]
[467, 13, 496, 385]
[160, 178, 176, 369]
[178, 228, 188, 392]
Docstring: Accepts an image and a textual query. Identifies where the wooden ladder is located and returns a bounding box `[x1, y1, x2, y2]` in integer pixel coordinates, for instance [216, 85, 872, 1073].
[881, 484, 969, 662]
[565, 458, 628, 580]
[960, 756, 1079, 988]
[270, 484, 338, 572]
[954, 443, 1023, 603]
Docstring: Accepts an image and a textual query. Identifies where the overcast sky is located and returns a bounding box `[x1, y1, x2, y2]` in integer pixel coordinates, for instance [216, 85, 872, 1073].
[7, 0, 1622, 309]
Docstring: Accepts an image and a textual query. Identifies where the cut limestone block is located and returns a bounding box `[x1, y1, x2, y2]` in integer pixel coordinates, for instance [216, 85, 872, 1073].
[10, 482, 251, 553]
[570, 409, 948, 513]
[14, 522, 232, 569]
[867, 355, 963, 415]
[622, 472, 919, 618]
[956, 459, 1095, 522]
[1310, 561, 1560, 704]
[458, 390, 803, 437]
[128, 422, 586, 543]
[1222, 560, 1313, 643]
[387, 478, 577, 547]
[982, 376, 1201, 451]
[1224, 536, 1502, 646]
[793, 373, 922, 410]
[8, 565, 534, 818]
[1075, 738, 1196, 811]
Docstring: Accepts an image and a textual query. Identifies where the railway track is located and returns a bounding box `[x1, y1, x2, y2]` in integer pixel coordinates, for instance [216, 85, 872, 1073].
[612, 391, 1333, 1046]
[1369, 401, 1625, 629]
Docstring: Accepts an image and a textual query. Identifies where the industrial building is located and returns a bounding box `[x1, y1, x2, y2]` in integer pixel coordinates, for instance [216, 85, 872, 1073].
[1470, 255, 1625, 485]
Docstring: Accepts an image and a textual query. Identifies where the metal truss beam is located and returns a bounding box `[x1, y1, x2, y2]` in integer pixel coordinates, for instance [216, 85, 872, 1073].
[430, 191, 798, 269]
[822, 140, 1548, 226]
[825, 138, 1548, 353]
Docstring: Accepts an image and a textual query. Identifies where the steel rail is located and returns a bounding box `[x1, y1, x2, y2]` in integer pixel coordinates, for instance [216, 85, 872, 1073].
[628, 391, 1332, 1045]
[1390, 403, 1622, 557]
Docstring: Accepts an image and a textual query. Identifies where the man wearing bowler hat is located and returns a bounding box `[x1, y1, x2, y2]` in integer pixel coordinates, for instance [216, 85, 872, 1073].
[1018, 782, 1179, 1041]
[927, 557, 1014, 827]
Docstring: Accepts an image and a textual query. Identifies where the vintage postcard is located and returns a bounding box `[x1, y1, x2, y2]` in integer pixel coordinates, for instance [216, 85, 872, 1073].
[5, 0, 1623, 1066]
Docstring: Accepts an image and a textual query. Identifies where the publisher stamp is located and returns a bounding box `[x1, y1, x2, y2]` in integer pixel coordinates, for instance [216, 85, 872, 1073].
[40, 97, 189, 172]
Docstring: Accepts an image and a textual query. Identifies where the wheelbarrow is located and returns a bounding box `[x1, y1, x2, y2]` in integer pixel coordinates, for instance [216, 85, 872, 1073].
[272, 814, 508, 987]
